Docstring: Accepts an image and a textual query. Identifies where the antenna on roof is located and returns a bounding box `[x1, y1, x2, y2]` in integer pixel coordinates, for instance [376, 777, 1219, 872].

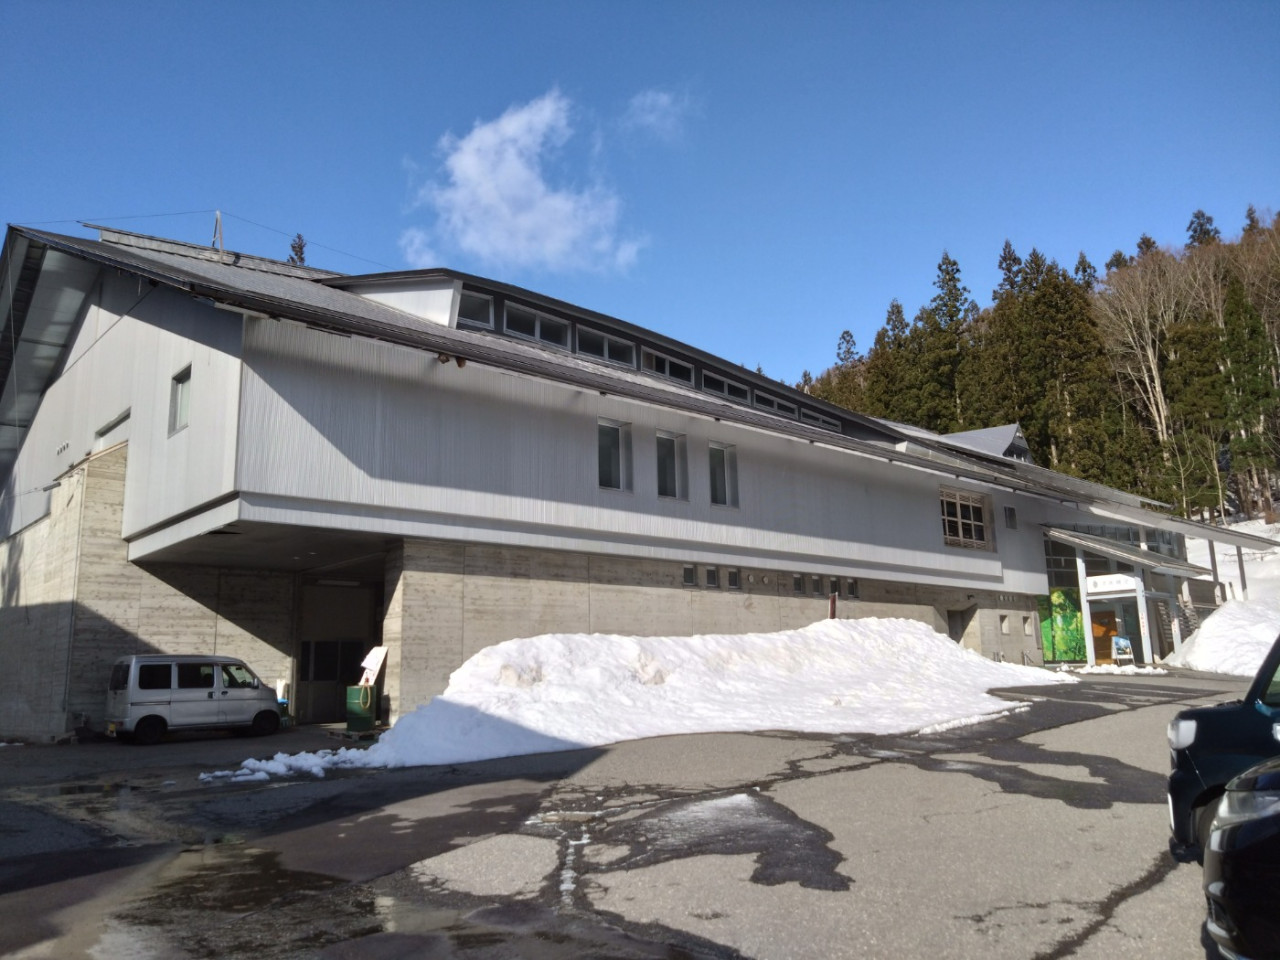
[211, 210, 225, 261]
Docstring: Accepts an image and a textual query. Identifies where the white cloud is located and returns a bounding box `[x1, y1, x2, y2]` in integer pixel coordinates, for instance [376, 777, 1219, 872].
[409, 90, 645, 273]
[621, 89, 691, 142]
[398, 227, 436, 268]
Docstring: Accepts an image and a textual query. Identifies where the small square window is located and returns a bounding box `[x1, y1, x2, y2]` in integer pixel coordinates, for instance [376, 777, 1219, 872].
[506, 305, 537, 338]
[705, 567, 719, 589]
[169, 366, 191, 436]
[683, 564, 697, 587]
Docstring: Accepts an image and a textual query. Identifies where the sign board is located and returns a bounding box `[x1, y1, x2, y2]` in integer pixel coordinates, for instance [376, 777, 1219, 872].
[1086, 574, 1140, 596]
[358, 646, 388, 687]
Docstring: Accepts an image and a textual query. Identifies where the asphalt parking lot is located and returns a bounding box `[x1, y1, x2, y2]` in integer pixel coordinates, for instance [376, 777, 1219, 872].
[0, 669, 1249, 959]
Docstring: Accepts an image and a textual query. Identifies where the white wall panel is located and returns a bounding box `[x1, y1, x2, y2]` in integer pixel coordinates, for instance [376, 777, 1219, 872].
[239, 319, 1052, 591]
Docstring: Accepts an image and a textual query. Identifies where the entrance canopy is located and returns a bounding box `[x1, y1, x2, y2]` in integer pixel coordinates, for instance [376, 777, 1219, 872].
[1041, 527, 1212, 579]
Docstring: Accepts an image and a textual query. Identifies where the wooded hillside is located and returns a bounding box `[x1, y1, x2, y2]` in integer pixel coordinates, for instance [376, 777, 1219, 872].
[806, 208, 1280, 520]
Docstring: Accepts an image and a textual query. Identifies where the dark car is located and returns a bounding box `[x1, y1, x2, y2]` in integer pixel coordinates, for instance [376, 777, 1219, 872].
[1203, 754, 1280, 959]
[1167, 631, 1280, 848]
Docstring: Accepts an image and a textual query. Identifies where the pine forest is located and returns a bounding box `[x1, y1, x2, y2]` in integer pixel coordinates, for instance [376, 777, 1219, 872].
[804, 208, 1280, 522]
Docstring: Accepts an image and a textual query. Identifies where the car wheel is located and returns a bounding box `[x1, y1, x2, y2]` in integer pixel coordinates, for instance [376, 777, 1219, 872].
[134, 716, 165, 746]
[251, 711, 280, 737]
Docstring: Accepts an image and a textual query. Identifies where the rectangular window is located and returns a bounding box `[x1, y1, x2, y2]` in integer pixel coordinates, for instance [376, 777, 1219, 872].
[137, 664, 171, 690]
[754, 393, 798, 418]
[727, 569, 741, 590]
[457, 292, 493, 329]
[829, 578, 840, 597]
[811, 575, 822, 596]
[656, 432, 688, 499]
[702, 372, 750, 404]
[799, 409, 841, 431]
[506, 304, 569, 348]
[168, 366, 191, 436]
[683, 564, 697, 587]
[1004, 506, 1018, 530]
[598, 420, 632, 491]
[642, 349, 694, 384]
[1000, 614, 1010, 635]
[705, 566, 719, 588]
[846, 578, 859, 600]
[577, 328, 636, 367]
[176, 662, 215, 689]
[793, 574, 804, 594]
[1023, 616, 1033, 636]
[940, 488, 992, 550]
[709, 442, 739, 507]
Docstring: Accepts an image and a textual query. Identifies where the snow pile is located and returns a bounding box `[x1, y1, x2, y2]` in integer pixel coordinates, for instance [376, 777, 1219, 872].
[217, 618, 1071, 778]
[1168, 520, 1280, 676]
[1165, 599, 1280, 676]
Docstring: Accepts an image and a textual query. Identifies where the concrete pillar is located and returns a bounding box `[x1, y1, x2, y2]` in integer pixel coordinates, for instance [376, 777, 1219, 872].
[381, 539, 465, 723]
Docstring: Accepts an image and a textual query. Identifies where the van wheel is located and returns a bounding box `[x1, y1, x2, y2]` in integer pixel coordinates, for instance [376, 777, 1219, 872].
[134, 717, 165, 746]
[251, 711, 280, 737]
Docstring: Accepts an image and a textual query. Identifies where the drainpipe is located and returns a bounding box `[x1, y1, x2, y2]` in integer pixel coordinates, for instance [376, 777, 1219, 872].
[1237, 546, 1249, 601]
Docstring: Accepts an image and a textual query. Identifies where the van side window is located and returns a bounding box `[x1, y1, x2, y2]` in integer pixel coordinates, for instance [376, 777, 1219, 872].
[221, 664, 257, 689]
[138, 664, 171, 690]
[177, 663, 215, 689]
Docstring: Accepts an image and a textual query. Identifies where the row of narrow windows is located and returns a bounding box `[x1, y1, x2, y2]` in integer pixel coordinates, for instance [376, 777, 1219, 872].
[460, 292, 841, 432]
[598, 420, 738, 506]
[682, 564, 861, 597]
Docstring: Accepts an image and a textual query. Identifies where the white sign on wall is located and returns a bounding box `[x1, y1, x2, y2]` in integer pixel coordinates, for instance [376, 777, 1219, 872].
[1087, 574, 1140, 596]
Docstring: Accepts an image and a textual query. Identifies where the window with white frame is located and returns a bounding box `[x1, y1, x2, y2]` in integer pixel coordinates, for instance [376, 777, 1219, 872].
[705, 566, 719, 588]
[727, 569, 741, 590]
[799, 409, 841, 431]
[577, 328, 636, 367]
[702, 371, 750, 404]
[457, 292, 493, 329]
[709, 442, 738, 507]
[940, 488, 992, 549]
[754, 393, 798, 418]
[642, 349, 694, 385]
[598, 419, 632, 491]
[656, 432, 688, 499]
[168, 366, 191, 436]
[506, 304, 569, 348]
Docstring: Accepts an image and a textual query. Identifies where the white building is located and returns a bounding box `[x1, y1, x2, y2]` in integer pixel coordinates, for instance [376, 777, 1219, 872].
[1, 224, 1272, 741]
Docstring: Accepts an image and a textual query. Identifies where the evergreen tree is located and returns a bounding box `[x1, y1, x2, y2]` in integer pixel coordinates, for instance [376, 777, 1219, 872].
[1186, 209, 1221, 248]
[1105, 250, 1130, 273]
[994, 240, 1022, 300]
[288, 233, 307, 266]
[1073, 252, 1098, 291]
[1136, 234, 1158, 258]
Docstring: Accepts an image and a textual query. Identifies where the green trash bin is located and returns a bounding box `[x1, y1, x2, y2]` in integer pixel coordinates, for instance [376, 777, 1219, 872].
[345, 684, 376, 733]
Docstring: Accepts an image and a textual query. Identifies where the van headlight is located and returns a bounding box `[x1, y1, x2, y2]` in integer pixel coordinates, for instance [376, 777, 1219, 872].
[1168, 718, 1197, 750]
[1214, 788, 1280, 830]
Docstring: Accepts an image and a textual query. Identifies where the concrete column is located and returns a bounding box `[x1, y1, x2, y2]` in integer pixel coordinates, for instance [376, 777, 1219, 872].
[381, 539, 465, 723]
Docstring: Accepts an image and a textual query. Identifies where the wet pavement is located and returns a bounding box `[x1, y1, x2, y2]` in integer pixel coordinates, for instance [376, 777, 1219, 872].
[0, 670, 1248, 959]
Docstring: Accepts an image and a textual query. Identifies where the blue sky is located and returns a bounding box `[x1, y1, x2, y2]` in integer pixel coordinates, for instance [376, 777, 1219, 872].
[4, 1, 1277, 384]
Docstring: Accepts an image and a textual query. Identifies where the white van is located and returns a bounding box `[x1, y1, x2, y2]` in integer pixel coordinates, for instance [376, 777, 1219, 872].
[106, 655, 281, 744]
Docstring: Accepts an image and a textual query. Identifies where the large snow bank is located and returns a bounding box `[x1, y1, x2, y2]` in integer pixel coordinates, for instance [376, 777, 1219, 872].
[1167, 520, 1280, 677]
[213, 618, 1071, 779]
[1164, 599, 1280, 676]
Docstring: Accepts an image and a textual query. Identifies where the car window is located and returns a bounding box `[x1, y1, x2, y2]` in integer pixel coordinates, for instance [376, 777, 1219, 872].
[176, 663, 215, 689]
[1262, 664, 1280, 708]
[138, 664, 172, 690]
[221, 664, 258, 689]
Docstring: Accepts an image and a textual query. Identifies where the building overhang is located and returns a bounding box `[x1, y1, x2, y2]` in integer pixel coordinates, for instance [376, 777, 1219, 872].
[1042, 527, 1212, 578]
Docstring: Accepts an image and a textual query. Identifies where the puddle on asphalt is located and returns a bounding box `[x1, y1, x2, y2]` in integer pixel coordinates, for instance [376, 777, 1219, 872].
[99, 843, 738, 959]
